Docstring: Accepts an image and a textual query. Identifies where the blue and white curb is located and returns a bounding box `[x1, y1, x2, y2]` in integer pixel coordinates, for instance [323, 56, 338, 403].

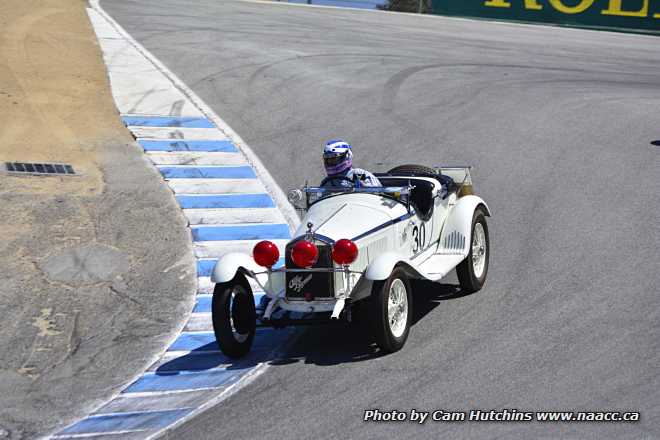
[50, 2, 299, 439]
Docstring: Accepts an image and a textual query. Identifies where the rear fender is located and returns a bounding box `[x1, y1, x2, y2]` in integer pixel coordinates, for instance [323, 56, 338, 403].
[440, 195, 490, 257]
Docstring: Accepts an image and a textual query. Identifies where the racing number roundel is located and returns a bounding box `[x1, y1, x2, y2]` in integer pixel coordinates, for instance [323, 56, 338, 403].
[412, 222, 427, 254]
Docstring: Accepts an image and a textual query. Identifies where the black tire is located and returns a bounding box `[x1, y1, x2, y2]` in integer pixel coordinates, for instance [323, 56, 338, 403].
[389, 164, 458, 195]
[387, 164, 438, 177]
[456, 208, 489, 294]
[212, 274, 256, 358]
[369, 267, 413, 353]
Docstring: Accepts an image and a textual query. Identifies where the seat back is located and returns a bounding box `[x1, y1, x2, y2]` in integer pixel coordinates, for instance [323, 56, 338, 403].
[377, 177, 435, 221]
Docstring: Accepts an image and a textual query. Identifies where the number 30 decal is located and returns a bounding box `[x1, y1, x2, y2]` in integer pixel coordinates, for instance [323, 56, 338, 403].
[412, 222, 427, 253]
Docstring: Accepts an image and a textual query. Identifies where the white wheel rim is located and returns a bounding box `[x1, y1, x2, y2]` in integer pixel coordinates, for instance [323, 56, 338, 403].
[230, 290, 249, 343]
[387, 278, 408, 338]
[472, 222, 487, 279]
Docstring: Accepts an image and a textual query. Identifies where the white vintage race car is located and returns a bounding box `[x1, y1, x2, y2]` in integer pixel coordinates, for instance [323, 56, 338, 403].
[211, 165, 491, 357]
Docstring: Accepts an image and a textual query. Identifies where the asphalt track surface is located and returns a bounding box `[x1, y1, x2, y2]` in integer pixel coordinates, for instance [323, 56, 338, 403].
[102, 1, 659, 438]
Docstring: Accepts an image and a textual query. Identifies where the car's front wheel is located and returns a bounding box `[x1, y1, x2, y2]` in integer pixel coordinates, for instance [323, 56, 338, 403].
[369, 268, 413, 353]
[456, 208, 489, 294]
[212, 274, 256, 358]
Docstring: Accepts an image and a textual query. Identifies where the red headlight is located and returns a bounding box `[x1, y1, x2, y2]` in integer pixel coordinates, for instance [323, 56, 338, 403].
[253, 240, 280, 267]
[291, 240, 318, 268]
[332, 239, 358, 265]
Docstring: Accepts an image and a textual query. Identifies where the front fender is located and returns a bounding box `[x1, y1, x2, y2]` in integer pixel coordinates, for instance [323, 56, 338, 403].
[211, 252, 260, 283]
[364, 253, 400, 281]
[440, 195, 490, 256]
[364, 253, 422, 281]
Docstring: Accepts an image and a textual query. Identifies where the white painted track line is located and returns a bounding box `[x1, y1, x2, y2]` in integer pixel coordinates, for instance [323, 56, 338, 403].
[98, 389, 219, 415]
[193, 239, 288, 259]
[94, 38, 205, 117]
[184, 313, 213, 332]
[197, 277, 216, 294]
[146, 152, 247, 166]
[184, 207, 285, 225]
[167, 178, 266, 194]
[131, 127, 228, 140]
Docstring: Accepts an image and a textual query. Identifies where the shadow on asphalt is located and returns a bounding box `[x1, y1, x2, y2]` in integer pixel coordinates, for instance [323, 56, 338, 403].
[155, 348, 264, 373]
[155, 282, 477, 373]
[271, 281, 476, 367]
[651, 140, 660, 146]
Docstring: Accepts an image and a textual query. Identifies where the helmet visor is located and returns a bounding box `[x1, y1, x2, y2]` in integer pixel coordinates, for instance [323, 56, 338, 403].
[323, 152, 347, 168]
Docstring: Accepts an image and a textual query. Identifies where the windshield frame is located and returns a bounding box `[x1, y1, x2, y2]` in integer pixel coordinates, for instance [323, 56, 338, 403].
[303, 185, 413, 209]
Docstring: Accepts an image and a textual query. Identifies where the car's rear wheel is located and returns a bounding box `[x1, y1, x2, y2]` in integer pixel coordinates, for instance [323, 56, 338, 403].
[456, 208, 489, 294]
[369, 268, 413, 353]
[212, 274, 256, 358]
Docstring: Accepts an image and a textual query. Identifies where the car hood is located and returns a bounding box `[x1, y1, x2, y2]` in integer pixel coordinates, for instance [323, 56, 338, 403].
[294, 194, 407, 242]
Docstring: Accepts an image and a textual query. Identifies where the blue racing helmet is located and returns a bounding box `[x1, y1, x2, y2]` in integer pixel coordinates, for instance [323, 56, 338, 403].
[323, 139, 353, 175]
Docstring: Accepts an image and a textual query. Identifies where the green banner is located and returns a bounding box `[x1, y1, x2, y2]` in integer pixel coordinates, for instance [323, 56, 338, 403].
[431, 0, 660, 33]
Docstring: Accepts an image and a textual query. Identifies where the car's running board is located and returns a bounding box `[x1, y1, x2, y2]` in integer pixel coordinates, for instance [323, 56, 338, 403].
[415, 253, 466, 281]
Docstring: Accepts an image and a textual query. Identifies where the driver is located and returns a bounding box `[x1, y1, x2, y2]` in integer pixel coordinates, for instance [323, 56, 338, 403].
[321, 139, 381, 188]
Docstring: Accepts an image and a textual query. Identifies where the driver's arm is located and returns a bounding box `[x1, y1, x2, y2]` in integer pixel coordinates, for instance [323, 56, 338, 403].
[354, 170, 382, 187]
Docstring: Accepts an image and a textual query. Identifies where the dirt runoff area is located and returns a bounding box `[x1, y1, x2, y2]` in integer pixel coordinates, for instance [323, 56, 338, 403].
[0, 1, 196, 438]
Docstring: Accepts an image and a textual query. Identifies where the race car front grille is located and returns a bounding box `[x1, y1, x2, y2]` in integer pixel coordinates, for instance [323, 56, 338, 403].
[285, 240, 334, 301]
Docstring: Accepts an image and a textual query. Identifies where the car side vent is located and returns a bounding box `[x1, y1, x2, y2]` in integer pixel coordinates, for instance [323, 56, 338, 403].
[5, 162, 76, 176]
[444, 231, 465, 250]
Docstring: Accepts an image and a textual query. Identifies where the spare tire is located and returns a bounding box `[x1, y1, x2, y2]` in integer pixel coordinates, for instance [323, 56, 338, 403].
[388, 164, 458, 197]
[387, 164, 438, 177]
